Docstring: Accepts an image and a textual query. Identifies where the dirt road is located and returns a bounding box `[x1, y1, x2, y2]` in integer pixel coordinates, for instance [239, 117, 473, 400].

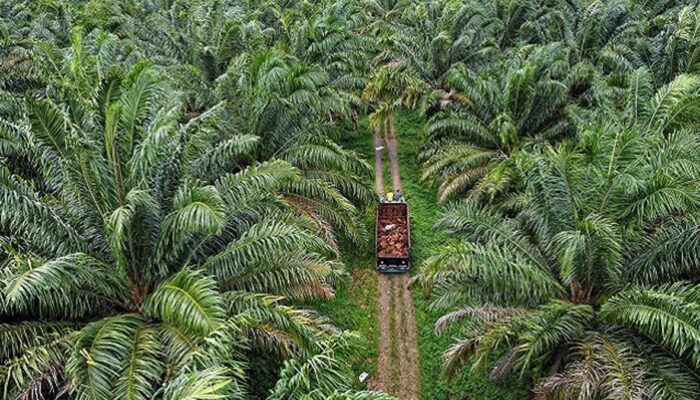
[369, 119, 420, 399]
[370, 274, 420, 400]
[370, 274, 420, 399]
[386, 136, 402, 192]
[374, 126, 385, 194]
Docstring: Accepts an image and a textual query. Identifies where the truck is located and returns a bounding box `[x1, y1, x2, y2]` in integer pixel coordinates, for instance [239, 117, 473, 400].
[376, 202, 411, 273]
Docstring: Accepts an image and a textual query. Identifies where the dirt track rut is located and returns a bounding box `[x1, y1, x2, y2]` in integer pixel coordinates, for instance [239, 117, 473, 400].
[370, 274, 420, 399]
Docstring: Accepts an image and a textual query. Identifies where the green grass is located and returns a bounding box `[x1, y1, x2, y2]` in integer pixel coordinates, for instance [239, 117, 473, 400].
[314, 249, 380, 386]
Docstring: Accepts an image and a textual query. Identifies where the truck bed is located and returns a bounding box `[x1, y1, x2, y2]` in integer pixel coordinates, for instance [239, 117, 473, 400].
[376, 202, 411, 273]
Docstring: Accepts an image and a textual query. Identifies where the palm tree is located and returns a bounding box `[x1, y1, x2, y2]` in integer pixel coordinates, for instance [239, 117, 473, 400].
[391, 0, 575, 82]
[415, 76, 700, 398]
[635, 5, 700, 85]
[0, 46, 355, 399]
[116, 0, 262, 113]
[0, 0, 75, 120]
[212, 49, 374, 246]
[564, 0, 699, 86]
[419, 45, 573, 203]
[410, 0, 700, 205]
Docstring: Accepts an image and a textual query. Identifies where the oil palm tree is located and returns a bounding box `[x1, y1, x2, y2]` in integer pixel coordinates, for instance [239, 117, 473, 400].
[415, 77, 700, 398]
[213, 49, 374, 246]
[567, 0, 700, 86]
[26, 1, 372, 253]
[637, 4, 700, 85]
[0, 0, 75, 119]
[0, 49, 356, 399]
[419, 45, 573, 203]
[269, 333, 396, 400]
[390, 0, 576, 85]
[116, 0, 265, 112]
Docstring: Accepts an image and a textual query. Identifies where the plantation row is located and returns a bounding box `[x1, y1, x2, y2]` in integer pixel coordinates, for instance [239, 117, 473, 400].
[1, 0, 700, 399]
[0, 1, 382, 399]
[408, 1, 700, 398]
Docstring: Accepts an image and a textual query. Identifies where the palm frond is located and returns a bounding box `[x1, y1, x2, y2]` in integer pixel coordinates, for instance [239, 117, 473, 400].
[66, 314, 144, 400]
[145, 270, 225, 337]
[601, 282, 700, 367]
[161, 367, 239, 400]
[3, 253, 123, 318]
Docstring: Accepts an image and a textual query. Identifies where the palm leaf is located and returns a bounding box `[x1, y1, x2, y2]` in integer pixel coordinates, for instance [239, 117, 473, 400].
[144, 270, 225, 337]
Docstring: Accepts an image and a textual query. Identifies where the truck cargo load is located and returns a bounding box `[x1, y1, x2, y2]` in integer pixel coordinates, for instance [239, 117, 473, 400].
[376, 202, 411, 273]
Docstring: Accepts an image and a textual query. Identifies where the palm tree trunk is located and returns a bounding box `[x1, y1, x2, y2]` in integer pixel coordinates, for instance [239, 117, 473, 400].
[373, 124, 385, 195]
[386, 112, 402, 192]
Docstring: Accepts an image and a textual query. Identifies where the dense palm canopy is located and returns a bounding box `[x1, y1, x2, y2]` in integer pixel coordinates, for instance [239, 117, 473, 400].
[0, 46, 369, 400]
[4, 0, 700, 398]
[419, 45, 573, 202]
[420, 155, 700, 397]
[417, 111, 700, 395]
[409, 0, 700, 203]
[411, 0, 700, 398]
[0, 0, 392, 399]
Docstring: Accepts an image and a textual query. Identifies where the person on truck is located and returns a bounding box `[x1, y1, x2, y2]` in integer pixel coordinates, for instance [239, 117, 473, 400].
[386, 191, 394, 202]
[394, 189, 402, 202]
[379, 194, 386, 202]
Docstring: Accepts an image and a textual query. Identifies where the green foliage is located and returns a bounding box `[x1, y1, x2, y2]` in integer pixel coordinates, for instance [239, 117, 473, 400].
[3, 0, 700, 398]
[398, 1, 700, 396]
[0, 2, 377, 398]
[418, 112, 700, 397]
